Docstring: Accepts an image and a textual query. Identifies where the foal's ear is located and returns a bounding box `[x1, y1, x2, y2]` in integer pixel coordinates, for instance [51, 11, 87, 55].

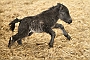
[57, 3, 61, 7]
[57, 3, 63, 10]
[15, 18, 19, 20]
[60, 4, 63, 10]
[16, 18, 18, 20]
[57, 3, 61, 5]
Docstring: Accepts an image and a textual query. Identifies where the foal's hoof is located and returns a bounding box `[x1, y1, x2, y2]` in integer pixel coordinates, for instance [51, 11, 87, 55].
[48, 43, 53, 48]
[64, 34, 71, 40]
[8, 45, 11, 48]
[8, 39, 14, 49]
[8, 44, 11, 49]
[8, 42, 12, 49]
[67, 35, 71, 40]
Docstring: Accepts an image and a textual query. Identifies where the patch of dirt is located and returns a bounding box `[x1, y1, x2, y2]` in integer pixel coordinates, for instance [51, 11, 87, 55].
[0, 0, 90, 60]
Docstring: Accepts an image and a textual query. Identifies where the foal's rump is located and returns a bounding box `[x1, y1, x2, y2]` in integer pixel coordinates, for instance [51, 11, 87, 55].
[18, 20, 29, 37]
[18, 16, 44, 33]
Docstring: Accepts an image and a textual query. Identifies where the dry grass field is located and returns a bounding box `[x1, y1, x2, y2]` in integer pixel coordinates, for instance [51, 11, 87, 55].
[0, 0, 90, 60]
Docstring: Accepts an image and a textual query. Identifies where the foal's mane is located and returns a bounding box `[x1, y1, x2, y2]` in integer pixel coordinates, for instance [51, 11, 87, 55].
[40, 4, 60, 15]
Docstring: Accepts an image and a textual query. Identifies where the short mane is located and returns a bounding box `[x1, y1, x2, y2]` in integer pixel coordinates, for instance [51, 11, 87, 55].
[40, 5, 58, 15]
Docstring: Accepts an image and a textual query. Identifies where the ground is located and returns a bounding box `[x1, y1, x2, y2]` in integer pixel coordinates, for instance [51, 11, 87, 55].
[0, 0, 90, 60]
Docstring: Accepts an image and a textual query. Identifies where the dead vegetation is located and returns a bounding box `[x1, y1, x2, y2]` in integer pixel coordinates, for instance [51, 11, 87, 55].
[0, 0, 90, 60]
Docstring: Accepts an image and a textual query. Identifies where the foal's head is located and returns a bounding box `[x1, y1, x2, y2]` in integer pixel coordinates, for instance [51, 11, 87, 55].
[57, 3, 72, 24]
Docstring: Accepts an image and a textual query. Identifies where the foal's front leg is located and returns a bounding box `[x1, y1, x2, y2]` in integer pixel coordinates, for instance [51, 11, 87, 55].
[54, 23, 71, 40]
[45, 28, 56, 47]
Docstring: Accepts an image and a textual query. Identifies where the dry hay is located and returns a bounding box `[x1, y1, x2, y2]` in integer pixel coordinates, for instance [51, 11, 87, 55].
[0, 0, 90, 60]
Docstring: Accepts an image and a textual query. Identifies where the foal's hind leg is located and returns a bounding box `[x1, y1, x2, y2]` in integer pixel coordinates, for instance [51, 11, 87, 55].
[8, 29, 29, 48]
[8, 33, 20, 48]
[17, 39, 22, 45]
[54, 23, 71, 40]
[17, 32, 33, 45]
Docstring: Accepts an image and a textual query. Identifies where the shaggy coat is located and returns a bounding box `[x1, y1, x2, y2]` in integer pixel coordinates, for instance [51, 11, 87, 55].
[8, 3, 72, 48]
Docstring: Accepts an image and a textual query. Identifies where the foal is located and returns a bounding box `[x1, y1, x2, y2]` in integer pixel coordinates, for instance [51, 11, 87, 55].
[8, 3, 72, 48]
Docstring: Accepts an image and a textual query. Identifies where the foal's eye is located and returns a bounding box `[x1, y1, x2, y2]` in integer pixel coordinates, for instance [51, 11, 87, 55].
[61, 12, 65, 16]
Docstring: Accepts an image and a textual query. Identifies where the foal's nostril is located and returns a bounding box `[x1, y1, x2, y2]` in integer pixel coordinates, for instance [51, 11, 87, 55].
[68, 20, 72, 24]
[70, 20, 72, 23]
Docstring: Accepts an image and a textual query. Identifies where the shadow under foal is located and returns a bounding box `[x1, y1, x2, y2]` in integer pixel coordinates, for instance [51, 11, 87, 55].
[8, 3, 72, 48]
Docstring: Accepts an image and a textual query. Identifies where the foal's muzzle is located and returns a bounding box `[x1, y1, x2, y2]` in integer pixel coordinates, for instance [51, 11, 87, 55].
[68, 19, 72, 24]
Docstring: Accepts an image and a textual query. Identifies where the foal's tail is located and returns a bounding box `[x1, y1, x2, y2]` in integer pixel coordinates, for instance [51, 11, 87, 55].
[9, 18, 21, 31]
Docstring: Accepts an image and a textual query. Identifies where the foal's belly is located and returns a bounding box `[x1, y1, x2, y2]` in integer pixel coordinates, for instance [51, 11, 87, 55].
[29, 21, 44, 33]
[29, 26, 43, 33]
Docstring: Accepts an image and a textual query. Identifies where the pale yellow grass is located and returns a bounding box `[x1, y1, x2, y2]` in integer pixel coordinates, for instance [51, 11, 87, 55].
[0, 0, 90, 60]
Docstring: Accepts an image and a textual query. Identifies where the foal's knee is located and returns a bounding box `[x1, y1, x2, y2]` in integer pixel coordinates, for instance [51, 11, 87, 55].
[53, 31, 56, 38]
[59, 24, 64, 29]
[50, 31, 56, 38]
